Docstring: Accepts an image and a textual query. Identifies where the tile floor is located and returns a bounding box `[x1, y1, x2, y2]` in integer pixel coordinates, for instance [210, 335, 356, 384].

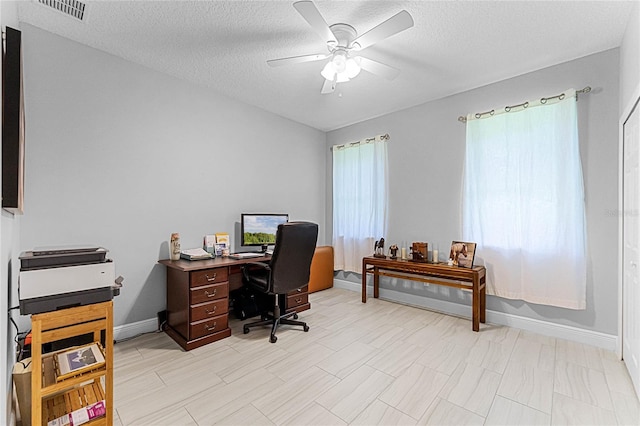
[112, 288, 640, 425]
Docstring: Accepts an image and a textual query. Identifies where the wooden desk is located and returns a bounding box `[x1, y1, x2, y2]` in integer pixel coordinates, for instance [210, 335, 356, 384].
[362, 256, 486, 331]
[159, 256, 310, 350]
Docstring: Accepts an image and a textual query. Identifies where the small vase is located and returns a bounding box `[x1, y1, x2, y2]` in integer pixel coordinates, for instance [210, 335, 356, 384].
[170, 233, 181, 260]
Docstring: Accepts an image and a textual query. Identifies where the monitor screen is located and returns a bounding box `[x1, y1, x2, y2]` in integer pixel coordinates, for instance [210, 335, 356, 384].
[241, 213, 289, 249]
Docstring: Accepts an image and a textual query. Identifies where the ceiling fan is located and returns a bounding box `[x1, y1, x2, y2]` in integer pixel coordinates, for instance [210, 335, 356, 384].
[267, 1, 414, 94]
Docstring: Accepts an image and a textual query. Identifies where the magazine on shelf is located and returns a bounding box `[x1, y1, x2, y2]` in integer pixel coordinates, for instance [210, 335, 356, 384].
[47, 400, 106, 426]
[54, 342, 105, 381]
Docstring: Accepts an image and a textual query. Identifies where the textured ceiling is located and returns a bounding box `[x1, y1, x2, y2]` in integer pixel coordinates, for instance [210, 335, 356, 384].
[16, 0, 635, 132]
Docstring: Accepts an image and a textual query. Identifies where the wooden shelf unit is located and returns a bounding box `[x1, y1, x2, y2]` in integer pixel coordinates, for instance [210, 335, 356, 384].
[31, 301, 113, 426]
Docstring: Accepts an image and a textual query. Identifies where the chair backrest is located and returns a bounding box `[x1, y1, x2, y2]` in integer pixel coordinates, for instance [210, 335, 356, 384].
[269, 221, 319, 294]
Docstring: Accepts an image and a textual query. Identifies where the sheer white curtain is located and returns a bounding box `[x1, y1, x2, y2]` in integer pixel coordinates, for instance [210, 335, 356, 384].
[333, 136, 389, 274]
[463, 89, 587, 309]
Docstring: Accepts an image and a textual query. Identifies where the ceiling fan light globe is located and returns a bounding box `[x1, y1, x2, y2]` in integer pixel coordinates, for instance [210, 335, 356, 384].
[321, 62, 336, 80]
[345, 58, 361, 78]
[336, 72, 350, 83]
[332, 51, 347, 73]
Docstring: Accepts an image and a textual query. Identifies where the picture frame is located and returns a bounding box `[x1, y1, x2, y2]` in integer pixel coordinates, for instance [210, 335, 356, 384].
[411, 242, 428, 262]
[54, 342, 105, 381]
[449, 241, 476, 268]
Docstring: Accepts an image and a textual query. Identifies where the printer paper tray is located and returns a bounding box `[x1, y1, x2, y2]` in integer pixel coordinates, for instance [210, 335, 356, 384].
[19, 286, 119, 315]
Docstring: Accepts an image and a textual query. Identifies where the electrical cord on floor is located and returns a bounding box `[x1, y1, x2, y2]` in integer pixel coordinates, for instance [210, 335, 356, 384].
[114, 329, 161, 344]
[113, 318, 168, 344]
[8, 306, 31, 364]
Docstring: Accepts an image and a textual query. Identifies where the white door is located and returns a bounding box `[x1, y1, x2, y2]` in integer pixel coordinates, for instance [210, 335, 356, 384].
[623, 97, 640, 398]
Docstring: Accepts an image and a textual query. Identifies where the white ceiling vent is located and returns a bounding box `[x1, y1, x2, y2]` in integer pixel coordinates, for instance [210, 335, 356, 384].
[36, 0, 86, 21]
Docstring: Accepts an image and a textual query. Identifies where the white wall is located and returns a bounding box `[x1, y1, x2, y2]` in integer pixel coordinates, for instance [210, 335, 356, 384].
[620, 1, 639, 112]
[1, 3, 22, 425]
[328, 49, 620, 336]
[17, 24, 326, 330]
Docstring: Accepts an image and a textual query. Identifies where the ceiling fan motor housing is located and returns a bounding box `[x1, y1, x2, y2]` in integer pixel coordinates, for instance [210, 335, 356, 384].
[328, 23, 358, 50]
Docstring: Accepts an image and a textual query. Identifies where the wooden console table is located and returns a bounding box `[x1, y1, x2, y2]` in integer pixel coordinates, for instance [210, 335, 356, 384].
[362, 256, 486, 331]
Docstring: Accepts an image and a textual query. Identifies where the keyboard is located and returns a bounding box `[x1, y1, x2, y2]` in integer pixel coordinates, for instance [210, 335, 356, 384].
[229, 252, 264, 259]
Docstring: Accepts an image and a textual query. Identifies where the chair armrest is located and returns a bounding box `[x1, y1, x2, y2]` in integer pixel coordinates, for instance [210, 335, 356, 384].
[241, 262, 271, 283]
[243, 261, 271, 270]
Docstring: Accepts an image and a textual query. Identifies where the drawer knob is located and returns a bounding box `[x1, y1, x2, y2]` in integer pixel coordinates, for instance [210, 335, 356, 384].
[205, 322, 217, 331]
[206, 273, 217, 282]
[205, 289, 218, 298]
[297, 288, 302, 293]
[295, 297, 302, 304]
[205, 306, 217, 315]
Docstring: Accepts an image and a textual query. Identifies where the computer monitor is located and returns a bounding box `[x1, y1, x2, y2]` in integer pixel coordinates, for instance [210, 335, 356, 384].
[241, 213, 289, 252]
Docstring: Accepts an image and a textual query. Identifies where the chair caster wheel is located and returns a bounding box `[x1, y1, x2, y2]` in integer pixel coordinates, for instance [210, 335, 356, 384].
[270, 335, 277, 343]
[303, 325, 310, 332]
[293, 313, 299, 320]
[243, 326, 249, 334]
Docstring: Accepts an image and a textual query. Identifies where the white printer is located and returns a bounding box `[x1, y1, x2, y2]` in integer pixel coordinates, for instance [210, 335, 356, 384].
[19, 246, 121, 315]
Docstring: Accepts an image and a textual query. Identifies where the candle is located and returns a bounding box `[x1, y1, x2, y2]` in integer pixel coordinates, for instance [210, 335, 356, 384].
[401, 247, 407, 260]
[432, 249, 439, 263]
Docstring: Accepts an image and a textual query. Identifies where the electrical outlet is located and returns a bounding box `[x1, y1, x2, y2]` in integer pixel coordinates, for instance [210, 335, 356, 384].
[157, 310, 167, 331]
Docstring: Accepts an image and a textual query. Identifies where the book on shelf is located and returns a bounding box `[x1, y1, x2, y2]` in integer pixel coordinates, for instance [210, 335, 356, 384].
[47, 399, 106, 426]
[53, 342, 105, 382]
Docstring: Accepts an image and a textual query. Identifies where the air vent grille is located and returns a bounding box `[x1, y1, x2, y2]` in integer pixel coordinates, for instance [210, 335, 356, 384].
[37, 0, 86, 21]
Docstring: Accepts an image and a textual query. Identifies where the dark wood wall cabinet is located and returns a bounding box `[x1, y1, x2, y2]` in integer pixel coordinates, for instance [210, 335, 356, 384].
[2, 27, 25, 214]
[159, 256, 310, 350]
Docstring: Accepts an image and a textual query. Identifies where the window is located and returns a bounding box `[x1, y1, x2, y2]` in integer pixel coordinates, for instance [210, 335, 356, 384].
[463, 89, 587, 309]
[333, 136, 389, 273]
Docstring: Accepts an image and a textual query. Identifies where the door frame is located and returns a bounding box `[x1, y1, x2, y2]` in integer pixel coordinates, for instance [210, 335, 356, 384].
[618, 82, 640, 359]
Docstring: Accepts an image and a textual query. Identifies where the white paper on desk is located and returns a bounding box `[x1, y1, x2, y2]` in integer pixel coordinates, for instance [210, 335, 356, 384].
[181, 248, 211, 257]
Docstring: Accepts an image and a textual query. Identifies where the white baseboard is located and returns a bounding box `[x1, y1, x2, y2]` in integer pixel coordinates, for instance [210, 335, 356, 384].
[113, 318, 157, 342]
[115, 280, 617, 351]
[334, 278, 617, 350]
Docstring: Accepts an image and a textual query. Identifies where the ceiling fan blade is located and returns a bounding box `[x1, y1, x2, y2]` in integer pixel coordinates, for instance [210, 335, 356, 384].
[267, 53, 329, 67]
[321, 78, 336, 94]
[357, 57, 401, 80]
[293, 1, 338, 44]
[352, 10, 414, 50]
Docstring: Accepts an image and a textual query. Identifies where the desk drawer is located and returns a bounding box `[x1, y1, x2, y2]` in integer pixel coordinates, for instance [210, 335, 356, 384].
[190, 283, 228, 304]
[287, 285, 308, 296]
[286, 292, 308, 309]
[191, 268, 228, 287]
[191, 299, 228, 322]
[190, 314, 228, 340]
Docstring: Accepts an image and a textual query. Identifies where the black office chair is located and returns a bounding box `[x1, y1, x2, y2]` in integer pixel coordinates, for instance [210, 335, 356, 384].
[241, 221, 318, 343]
